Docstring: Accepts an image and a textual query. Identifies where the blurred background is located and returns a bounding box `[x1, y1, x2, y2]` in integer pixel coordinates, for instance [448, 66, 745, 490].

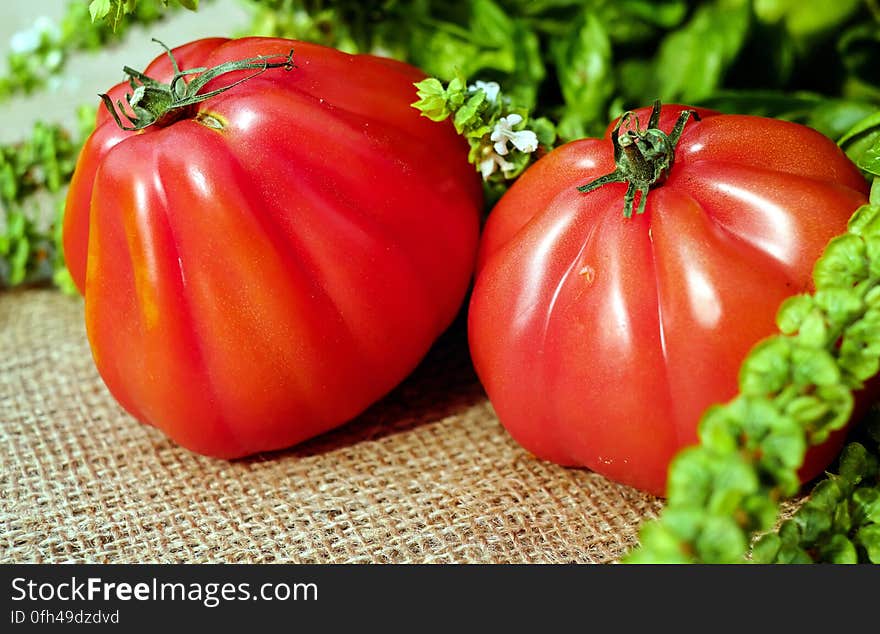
[2, 0, 249, 143]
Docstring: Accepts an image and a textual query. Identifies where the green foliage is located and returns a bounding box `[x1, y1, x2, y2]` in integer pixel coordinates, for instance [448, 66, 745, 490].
[0, 109, 94, 292]
[650, 0, 752, 104]
[0, 0, 187, 104]
[412, 75, 555, 201]
[88, 0, 199, 31]
[550, 10, 613, 140]
[237, 0, 877, 141]
[840, 109, 880, 178]
[752, 418, 880, 563]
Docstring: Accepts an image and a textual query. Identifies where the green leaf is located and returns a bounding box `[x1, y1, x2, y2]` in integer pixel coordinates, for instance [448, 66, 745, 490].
[698, 90, 823, 118]
[506, 21, 544, 110]
[413, 78, 452, 121]
[698, 405, 740, 454]
[742, 494, 782, 533]
[818, 534, 858, 563]
[814, 288, 864, 329]
[839, 111, 880, 174]
[10, 237, 30, 286]
[768, 521, 812, 562]
[831, 497, 853, 534]
[706, 455, 760, 515]
[530, 117, 557, 148]
[848, 200, 880, 238]
[754, 0, 862, 40]
[656, 507, 704, 543]
[453, 90, 487, 134]
[775, 545, 814, 563]
[694, 515, 748, 563]
[776, 294, 814, 334]
[653, 0, 750, 102]
[177, 0, 199, 10]
[551, 10, 613, 140]
[616, 0, 687, 28]
[624, 522, 692, 564]
[751, 533, 781, 563]
[666, 448, 714, 505]
[739, 338, 792, 396]
[838, 442, 871, 485]
[696, 91, 873, 140]
[790, 346, 840, 387]
[805, 478, 843, 513]
[794, 311, 829, 348]
[471, 0, 514, 47]
[852, 488, 880, 525]
[106, 0, 130, 32]
[53, 267, 78, 296]
[89, 0, 112, 22]
[793, 505, 831, 543]
[764, 412, 809, 467]
[808, 384, 853, 443]
[839, 315, 880, 383]
[838, 111, 880, 148]
[857, 141, 880, 177]
[807, 99, 878, 141]
[838, 22, 880, 90]
[855, 525, 880, 563]
[813, 234, 867, 289]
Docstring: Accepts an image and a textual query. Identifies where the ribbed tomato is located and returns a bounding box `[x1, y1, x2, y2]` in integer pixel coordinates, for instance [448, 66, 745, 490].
[64, 37, 482, 458]
[468, 103, 870, 496]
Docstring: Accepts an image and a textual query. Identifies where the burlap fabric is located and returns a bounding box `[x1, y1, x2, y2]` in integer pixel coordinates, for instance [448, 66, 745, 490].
[1, 289, 662, 563]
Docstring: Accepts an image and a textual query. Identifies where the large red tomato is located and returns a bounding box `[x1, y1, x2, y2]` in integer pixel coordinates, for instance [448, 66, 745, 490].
[64, 37, 482, 458]
[468, 103, 870, 496]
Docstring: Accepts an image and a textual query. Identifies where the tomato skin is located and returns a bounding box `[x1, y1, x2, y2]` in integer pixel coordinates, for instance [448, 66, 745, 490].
[64, 37, 482, 458]
[468, 104, 870, 496]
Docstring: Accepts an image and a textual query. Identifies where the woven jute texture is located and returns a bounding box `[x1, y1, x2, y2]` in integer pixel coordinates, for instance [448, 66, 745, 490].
[1, 289, 662, 563]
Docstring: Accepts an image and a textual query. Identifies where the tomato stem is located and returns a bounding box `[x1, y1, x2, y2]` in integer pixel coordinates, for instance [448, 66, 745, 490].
[99, 39, 295, 132]
[577, 100, 699, 218]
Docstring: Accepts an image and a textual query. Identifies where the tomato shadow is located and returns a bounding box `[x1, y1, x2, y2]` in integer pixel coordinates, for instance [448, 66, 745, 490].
[243, 307, 489, 462]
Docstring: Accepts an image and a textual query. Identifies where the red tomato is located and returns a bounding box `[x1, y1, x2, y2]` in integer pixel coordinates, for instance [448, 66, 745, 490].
[64, 37, 482, 458]
[468, 104, 870, 496]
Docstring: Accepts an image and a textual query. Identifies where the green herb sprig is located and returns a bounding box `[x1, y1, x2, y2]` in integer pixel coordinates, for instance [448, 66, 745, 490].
[0, 108, 94, 292]
[413, 76, 555, 203]
[752, 416, 880, 563]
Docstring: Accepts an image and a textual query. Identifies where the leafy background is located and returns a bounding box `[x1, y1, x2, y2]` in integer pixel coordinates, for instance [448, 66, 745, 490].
[2, 0, 879, 563]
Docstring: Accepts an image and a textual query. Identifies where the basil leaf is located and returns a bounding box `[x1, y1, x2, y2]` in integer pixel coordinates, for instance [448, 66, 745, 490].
[653, 0, 751, 102]
[839, 23, 880, 91]
[551, 10, 613, 140]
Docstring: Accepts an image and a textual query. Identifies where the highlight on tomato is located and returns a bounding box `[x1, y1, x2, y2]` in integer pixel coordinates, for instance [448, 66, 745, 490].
[63, 37, 483, 458]
[467, 101, 872, 496]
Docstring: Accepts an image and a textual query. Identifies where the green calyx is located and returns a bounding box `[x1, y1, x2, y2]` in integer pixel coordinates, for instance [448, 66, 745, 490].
[100, 39, 295, 132]
[577, 99, 699, 218]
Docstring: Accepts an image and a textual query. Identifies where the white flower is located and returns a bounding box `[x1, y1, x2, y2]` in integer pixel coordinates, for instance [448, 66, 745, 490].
[490, 114, 539, 156]
[479, 145, 515, 180]
[469, 80, 501, 104]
